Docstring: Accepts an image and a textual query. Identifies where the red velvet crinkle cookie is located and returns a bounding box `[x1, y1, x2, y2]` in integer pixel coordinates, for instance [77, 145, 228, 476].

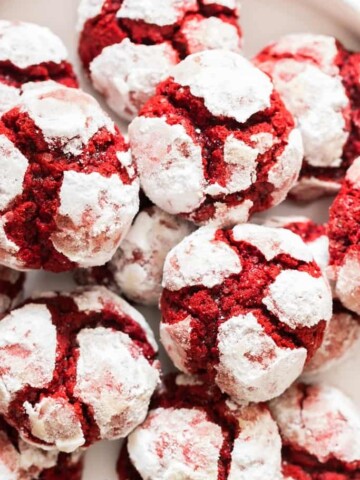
[265, 216, 360, 377]
[130, 50, 304, 227]
[160, 223, 332, 403]
[328, 158, 360, 315]
[0, 21, 78, 115]
[0, 416, 83, 480]
[77, 0, 242, 120]
[0, 266, 25, 315]
[0, 80, 139, 272]
[0, 286, 159, 453]
[270, 383, 360, 479]
[117, 373, 283, 480]
[255, 34, 360, 201]
[75, 206, 194, 306]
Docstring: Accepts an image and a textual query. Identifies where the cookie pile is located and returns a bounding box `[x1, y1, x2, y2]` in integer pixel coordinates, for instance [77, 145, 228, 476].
[0, 2, 359, 479]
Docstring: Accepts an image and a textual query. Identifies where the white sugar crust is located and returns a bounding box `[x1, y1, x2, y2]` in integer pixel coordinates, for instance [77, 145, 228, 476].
[162, 226, 242, 290]
[74, 327, 159, 441]
[0, 21, 68, 69]
[231, 223, 312, 262]
[270, 383, 360, 464]
[128, 407, 223, 480]
[130, 116, 205, 215]
[90, 39, 178, 121]
[0, 135, 28, 211]
[181, 16, 242, 55]
[0, 217, 23, 270]
[202, 0, 238, 8]
[111, 207, 193, 305]
[0, 84, 20, 115]
[21, 81, 115, 156]
[207, 199, 253, 228]
[263, 270, 332, 329]
[17, 439, 59, 477]
[336, 249, 360, 315]
[160, 315, 192, 373]
[172, 50, 273, 122]
[216, 313, 307, 403]
[23, 397, 85, 453]
[52, 170, 139, 268]
[77, 0, 105, 31]
[0, 304, 56, 413]
[228, 404, 282, 480]
[117, 0, 198, 26]
[0, 430, 18, 480]
[290, 176, 340, 201]
[346, 156, 360, 186]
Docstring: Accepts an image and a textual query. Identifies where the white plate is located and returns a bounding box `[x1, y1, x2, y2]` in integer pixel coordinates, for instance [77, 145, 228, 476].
[0, 1, 360, 479]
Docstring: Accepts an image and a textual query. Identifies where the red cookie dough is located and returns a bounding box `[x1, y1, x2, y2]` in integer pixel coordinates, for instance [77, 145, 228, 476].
[160, 223, 332, 403]
[328, 158, 360, 315]
[75, 206, 194, 306]
[0, 266, 25, 315]
[255, 34, 360, 201]
[0, 80, 139, 272]
[77, 0, 242, 121]
[0, 286, 159, 453]
[0, 21, 78, 116]
[130, 50, 304, 227]
[270, 383, 360, 479]
[117, 373, 283, 480]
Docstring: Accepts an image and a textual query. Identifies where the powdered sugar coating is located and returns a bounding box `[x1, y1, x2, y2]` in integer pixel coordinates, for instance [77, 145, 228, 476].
[0, 84, 20, 116]
[0, 430, 18, 480]
[270, 383, 360, 465]
[160, 315, 193, 373]
[90, 40, 178, 122]
[162, 227, 242, 290]
[77, 0, 105, 31]
[216, 313, 307, 403]
[202, 0, 237, 7]
[0, 304, 57, 414]
[335, 251, 360, 315]
[128, 407, 223, 479]
[0, 21, 67, 69]
[263, 270, 332, 329]
[172, 50, 273, 122]
[117, 0, 197, 26]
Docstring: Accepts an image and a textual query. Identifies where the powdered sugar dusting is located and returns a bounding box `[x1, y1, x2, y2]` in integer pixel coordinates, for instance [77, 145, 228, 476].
[0, 84, 20, 116]
[117, 0, 197, 26]
[77, 0, 105, 31]
[74, 327, 160, 441]
[346, 156, 360, 186]
[52, 170, 139, 268]
[208, 200, 253, 228]
[270, 383, 360, 464]
[336, 250, 360, 315]
[0, 430, 18, 480]
[263, 270, 332, 329]
[0, 21, 68, 69]
[0, 304, 57, 413]
[0, 217, 22, 270]
[172, 50, 273, 122]
[290, 176, 340, 201]
[232, 224, 312, 262]
[18, 439, 58, 476]
[162, 227, 242, 290]
[128, 407, 223, 480]
[130, 116, 205, 215]
[216, 313, 307, 402]
[160, 316, 192, 373]
[202, 0, 237, 7]
[90, 39, 178, 121]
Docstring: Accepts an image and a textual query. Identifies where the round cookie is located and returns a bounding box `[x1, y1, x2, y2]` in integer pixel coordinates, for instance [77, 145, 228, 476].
[0, 80, 139, 272]
[328, 158, 360, 315]
[270, 383, 360, 478]
[77, 0, 242, 121]
[255, 34, 360, 200]
[130, 50, 303, 227]
[160, 223, 332, 403]
[0, 266, 25, 315]
[0, 287, 159, 453]
[0, 21, 77, 115]
[117, 373, 283, 480]
[75, 206, 194, 306]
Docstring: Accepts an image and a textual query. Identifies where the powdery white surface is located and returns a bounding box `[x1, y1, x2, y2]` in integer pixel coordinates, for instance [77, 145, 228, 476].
[111, 207, 193, 305]
[128, 407, 223, 480]
[74, 327, 160, 441]
[182, 16, 242, 54]
[0, 20, 67, 69]
[209, 199, 254, 228]
[77, 0, 105, 31]
[90, 40, 178, 121]
[162, 227, 242, 290]
[228, 403, 282, 480]
[52, 170, 139, 267]
[0, 431, 18, 480]
[290, 176, 341, 201]
[0, 304, 56, 413]
[0, 84, 20, 116]
[202, 0, 237, 7]
[263, 270, 333, 329]
[270, 383, 360, 464]
[160, 315, 193, 373]
[172, 50, 273, 122]
[129, 116, 205, 215]
[216, 313, 307, 403]
[346, 156, 360, 184]
[231, 223, 312, 262]
[117, 0, 197, 26]
[0, 218, 22, 270]
[336, 250, 360, 315]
